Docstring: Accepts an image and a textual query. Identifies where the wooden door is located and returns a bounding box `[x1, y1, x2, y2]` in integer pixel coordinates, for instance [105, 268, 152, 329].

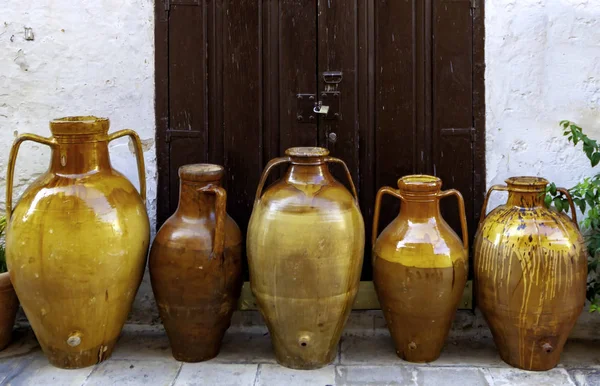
[155, 0, 485, 304]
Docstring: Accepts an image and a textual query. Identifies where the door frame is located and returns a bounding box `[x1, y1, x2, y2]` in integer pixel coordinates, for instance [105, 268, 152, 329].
[154, 0, 486, 310]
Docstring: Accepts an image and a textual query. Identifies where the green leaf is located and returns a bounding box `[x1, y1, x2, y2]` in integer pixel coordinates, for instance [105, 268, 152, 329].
[553, 197, 564, 212]
[592, 153, 600, 167]
[549, 183, 557, 195]
[544, 194, 553, 207]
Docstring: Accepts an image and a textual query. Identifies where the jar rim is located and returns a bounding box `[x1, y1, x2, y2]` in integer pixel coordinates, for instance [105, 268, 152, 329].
[505, 176, 549, 187]
[179, 163, 224, 182]
[285, 147, 330, 157]
[50, 116, 109, 136]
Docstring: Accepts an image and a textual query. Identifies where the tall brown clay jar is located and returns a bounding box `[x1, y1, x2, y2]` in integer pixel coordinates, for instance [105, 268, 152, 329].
[247, 147, 365, 370]
[474, 177, 587, 371]
[372, 175, 468, 363]
[5, 116, 150, 368]
[149, 164, 242, 362]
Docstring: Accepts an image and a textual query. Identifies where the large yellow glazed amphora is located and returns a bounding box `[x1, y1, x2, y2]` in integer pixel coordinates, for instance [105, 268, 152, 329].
[5, 116, 150, 368]
[247, 147, 365, 369]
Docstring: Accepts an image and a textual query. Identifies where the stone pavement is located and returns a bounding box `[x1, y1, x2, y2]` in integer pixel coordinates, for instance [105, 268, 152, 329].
[0, 312, 599, 385]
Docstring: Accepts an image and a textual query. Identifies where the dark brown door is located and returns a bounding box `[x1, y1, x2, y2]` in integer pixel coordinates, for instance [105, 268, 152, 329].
[155, 0, 485, 280]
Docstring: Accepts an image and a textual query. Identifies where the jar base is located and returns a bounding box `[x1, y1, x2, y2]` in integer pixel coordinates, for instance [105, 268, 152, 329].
[42, 338, 117, 369]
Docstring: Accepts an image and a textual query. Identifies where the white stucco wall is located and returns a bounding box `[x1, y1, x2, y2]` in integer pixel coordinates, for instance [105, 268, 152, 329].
[485, 0, 600, 208]
[0, 0, 156, 225]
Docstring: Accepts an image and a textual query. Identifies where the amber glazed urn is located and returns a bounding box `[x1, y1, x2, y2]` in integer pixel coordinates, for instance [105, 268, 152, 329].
[474, 177, 586, 371]
[5, 116, 150, 368]
[149, 164, 242, 362]
[372, 175, 468, 363]
[247, 147, 365, 369]
[0, 272, 19, 350]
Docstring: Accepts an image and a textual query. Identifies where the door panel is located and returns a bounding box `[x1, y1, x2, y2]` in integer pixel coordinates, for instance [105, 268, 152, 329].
[432, 0, 476, 244]
[156, 0, 485, 282]
[279, 0, 318, 151]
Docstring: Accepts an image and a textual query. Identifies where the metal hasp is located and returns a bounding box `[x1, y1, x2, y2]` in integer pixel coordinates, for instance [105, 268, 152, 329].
[296, 93, 316, 123]
[322, 71, 343, 84]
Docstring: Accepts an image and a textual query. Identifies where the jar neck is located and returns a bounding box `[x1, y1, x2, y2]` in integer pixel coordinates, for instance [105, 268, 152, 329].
[398, 194, 441, 220]
[284, 158, 333, 186]
[176, 180, 218, 219]
[50, 139, 111, 176]
[506, 190, 545, 208]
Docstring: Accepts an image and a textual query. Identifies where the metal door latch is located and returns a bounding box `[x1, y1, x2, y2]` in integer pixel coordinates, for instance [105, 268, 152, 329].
[313, 102, 329, 115]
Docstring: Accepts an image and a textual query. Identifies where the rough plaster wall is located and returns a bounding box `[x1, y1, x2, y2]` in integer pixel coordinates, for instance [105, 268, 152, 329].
[485, 0, 600, 209]
[0, 1, 158, 322]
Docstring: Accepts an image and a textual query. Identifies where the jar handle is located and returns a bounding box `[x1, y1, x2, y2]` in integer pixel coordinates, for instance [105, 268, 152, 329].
[479, 184, 509, 225]
[6, 133, 57, 226]
[199, 185, 227, 260]
[254, 156, 291, 203]
[439, 189, 469, 250]
[107, 129, 147, 205]
[372, 186, 404, 245]
[324, 156, 359, 203]
[557, 187, 579, 230]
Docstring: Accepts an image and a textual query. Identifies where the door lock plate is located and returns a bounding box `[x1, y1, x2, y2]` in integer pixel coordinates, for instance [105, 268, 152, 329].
[296, 92, 340, 122]
[296, 94, 316, 123]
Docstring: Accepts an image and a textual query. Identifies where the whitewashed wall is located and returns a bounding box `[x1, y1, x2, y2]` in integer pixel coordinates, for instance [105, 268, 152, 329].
[0, 0, 156, 223]
[0, 0, 157, 322]
[485, 0, 600, 209]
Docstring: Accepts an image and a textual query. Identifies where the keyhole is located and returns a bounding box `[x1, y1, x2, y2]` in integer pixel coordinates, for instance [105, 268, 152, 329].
[328, 132, 337, 143]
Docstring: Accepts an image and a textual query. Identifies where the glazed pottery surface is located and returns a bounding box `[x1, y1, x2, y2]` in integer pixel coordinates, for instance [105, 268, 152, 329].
[149, 164, 242, 362]
[0, 272, 19, 351]
[247, 147, 365, 369]
[372, 175, 468, 363]
[474, 177, 586, 371]
[5, 116, 150, 368]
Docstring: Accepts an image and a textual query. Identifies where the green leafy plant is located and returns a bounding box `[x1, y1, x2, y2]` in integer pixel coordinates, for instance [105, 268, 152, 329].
[546, 121, 600, 312]
[0, 216, 6, 273]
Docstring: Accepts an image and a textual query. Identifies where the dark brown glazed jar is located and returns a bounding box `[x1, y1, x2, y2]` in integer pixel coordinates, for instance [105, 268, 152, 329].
[149, 164, 242, 362]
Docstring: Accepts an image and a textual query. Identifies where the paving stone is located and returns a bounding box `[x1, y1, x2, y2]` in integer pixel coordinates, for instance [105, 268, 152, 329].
[210, 332, 277, 364]
[561, 340, 600, 368]
[342, 311, 377, 336]
[0, 356, 34, 384]
[255, 364, 336, 386]
[568, 369, 600, 386]
[0, 328, 40, 360]
[6, 351, 93, 386]
[487, 368, 576, 386]
[335, 365, 416, 385]
[174, 363, 258, 386]
[416, 367, 491, 386]
[339, 335, 402, 365]
[83, 360, 181, 386]
[110, 324, 172, 361]
[434, 337, 505, 367]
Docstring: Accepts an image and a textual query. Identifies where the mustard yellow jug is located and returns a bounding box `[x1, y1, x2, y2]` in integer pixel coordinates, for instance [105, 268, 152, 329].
[247, 147, 365, 369]
[5, 116, 150, 368]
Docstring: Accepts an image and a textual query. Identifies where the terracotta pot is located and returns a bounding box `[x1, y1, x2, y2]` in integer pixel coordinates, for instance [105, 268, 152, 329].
[0, 272, 19, 351]
[247, 147, 365, 369]
[372, 175, 468, 362]
[5, 116, 150, 368]
[149, 164, 242, 362]
[474, 176, 587, 371]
